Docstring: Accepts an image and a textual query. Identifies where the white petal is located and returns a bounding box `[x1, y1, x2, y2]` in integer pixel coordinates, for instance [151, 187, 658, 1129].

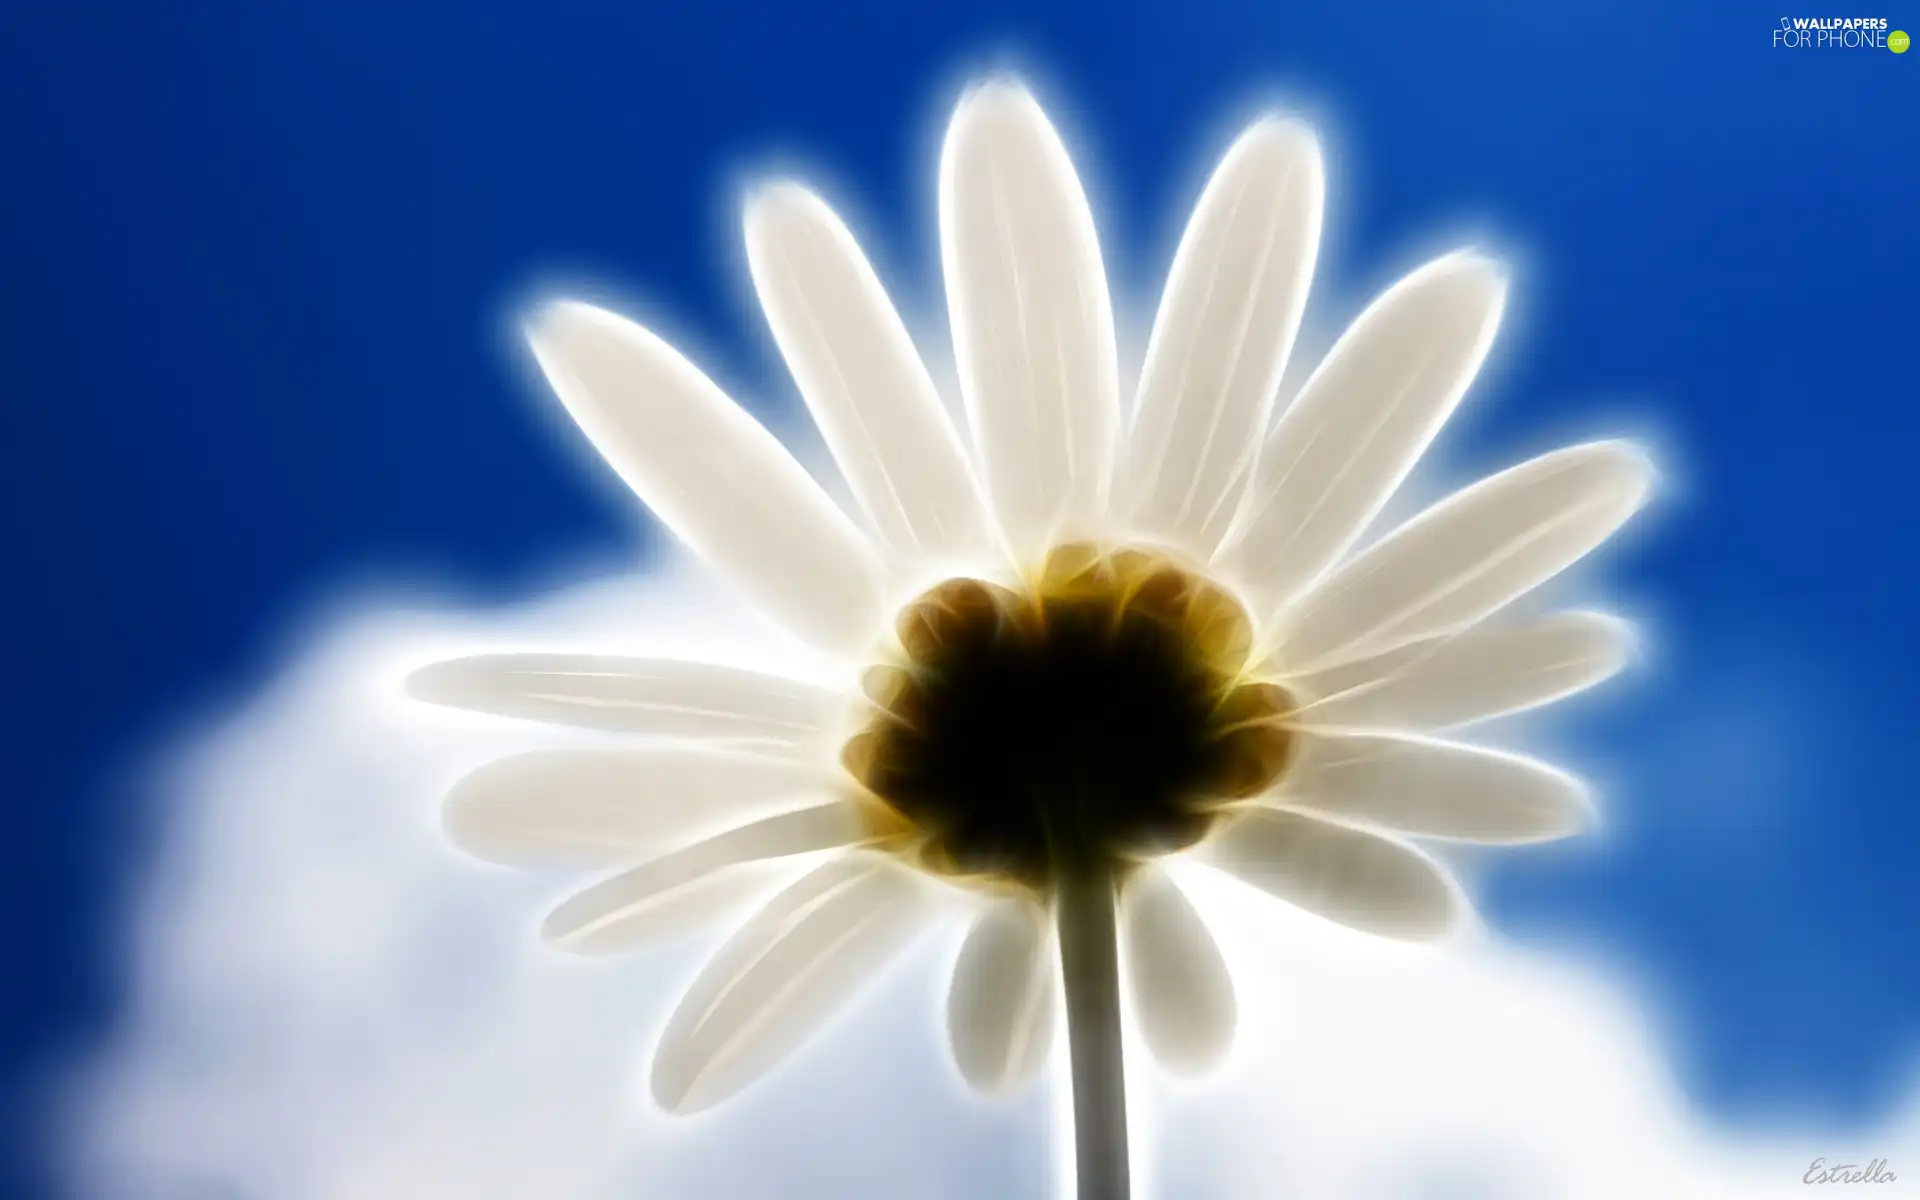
[1201, 808, 1462, 941]
[651, 852, 934, 1113]
[946, 894, 1056, 1093]
[940, 80, 1119, 560]
[406, 654, 840, 748]
[1287, 611, 1634, 731]
[442, 748, 830, 867]
[525, 300, 886, 656]
[745, 183, 994, 565]
[1121, 117, 1323, 555]
[543, 802, 869, 953]
[1278, 441, 1654, 674]
[1219, 253, 1507, 610]
[1276, 732, 1592, 843]
[1121, 865, 1236, 1075]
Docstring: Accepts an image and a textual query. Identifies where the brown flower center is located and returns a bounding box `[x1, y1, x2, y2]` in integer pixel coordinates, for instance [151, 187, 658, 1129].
[842, 543, 1295, 893]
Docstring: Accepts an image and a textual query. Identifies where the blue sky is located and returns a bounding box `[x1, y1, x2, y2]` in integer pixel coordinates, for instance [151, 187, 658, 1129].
[3, 1, 1917, 1195]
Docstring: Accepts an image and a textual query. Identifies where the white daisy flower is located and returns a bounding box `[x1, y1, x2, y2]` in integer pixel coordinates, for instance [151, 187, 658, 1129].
[409, 78, 1651, 1198]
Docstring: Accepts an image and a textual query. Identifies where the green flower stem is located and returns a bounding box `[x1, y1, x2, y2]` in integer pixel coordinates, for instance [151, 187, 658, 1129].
[1057, 869, 1130, 1200]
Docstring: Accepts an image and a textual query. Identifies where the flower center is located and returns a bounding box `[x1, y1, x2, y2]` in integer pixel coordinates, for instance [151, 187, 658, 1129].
[843, 543, 1295, 893]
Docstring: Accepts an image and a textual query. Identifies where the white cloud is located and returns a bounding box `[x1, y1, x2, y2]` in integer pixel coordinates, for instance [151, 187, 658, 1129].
[59, 567, 1918, 1199]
